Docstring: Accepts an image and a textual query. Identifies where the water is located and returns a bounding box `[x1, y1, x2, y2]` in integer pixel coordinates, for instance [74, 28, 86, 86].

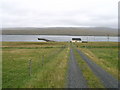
[1, 35, 119, 42]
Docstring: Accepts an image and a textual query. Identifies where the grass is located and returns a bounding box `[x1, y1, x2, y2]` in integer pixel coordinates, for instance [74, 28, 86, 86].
[23, 48, 69, 88]
[2, 42, 68, 48]
[0, 47, 2, 89]
[74, 42, 119, 79]
[2, 42, 69, 88]
[2, 41, 119, 88]
[75, 42, 118, 47]
[73, 47, 104, 88]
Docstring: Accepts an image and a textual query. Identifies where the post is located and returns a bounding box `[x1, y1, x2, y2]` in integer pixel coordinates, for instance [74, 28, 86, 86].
[42, 55, 44, 66]
[28, 59, 32, 76]
[38, 54, 41, 67]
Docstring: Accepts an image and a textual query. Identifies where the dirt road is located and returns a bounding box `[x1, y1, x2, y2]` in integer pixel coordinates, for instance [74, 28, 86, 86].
[77, 49, 118, 88]
[67, 48, 87, 88]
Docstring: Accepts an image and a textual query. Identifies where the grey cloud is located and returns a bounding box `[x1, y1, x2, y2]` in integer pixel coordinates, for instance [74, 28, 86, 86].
[1, 0, 118, 28]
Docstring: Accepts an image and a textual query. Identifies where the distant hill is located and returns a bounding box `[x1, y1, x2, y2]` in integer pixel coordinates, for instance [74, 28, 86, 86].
[1, 27, 118, 36]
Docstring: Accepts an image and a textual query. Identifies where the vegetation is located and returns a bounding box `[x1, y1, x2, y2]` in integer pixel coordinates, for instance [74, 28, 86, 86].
[2, 27, 117, 36]
[2, 42, 68, 48]
[75, 42, 119, 79]
[0, 47, 2, 89]
[2, 42, 69, 88]
[2, 41, 118, 88]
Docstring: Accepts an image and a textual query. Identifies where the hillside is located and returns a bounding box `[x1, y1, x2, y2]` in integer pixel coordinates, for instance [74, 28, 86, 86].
[2, 27, 118, 36]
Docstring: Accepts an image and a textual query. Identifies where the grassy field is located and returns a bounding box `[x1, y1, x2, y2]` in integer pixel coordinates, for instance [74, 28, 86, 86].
[2, 42, 69, 88]
[0, 45, 2, 89]
[74, 42, 119, 79]
[2, 41, 119, 88]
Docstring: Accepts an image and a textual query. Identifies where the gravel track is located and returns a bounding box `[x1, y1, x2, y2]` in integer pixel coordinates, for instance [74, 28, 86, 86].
[77, 49, 119, 88]
[67, 48, 87, 88]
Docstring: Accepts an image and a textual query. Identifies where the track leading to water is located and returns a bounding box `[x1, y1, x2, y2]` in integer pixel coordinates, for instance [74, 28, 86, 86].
[76, 49, 118, 88]
[67, 48, 87, 88]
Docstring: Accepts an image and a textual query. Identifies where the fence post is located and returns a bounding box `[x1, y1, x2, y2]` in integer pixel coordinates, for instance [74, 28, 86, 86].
[28, 59, 32, 76]
[42, 55, 44, 66]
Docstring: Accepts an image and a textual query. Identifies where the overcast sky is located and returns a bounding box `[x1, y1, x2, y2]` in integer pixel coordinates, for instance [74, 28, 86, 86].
[1, 0, 119, 28]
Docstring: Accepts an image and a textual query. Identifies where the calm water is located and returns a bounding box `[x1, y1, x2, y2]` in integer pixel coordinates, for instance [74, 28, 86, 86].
[1, 35, 119, 42]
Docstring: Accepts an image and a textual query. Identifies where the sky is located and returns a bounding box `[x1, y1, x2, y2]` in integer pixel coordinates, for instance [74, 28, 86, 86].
[0, 0, 119, 28]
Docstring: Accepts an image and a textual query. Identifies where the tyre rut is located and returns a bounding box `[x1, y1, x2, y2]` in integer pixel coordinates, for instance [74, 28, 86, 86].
[77, 49, 118, 88]
[67, 48, 87, 88]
